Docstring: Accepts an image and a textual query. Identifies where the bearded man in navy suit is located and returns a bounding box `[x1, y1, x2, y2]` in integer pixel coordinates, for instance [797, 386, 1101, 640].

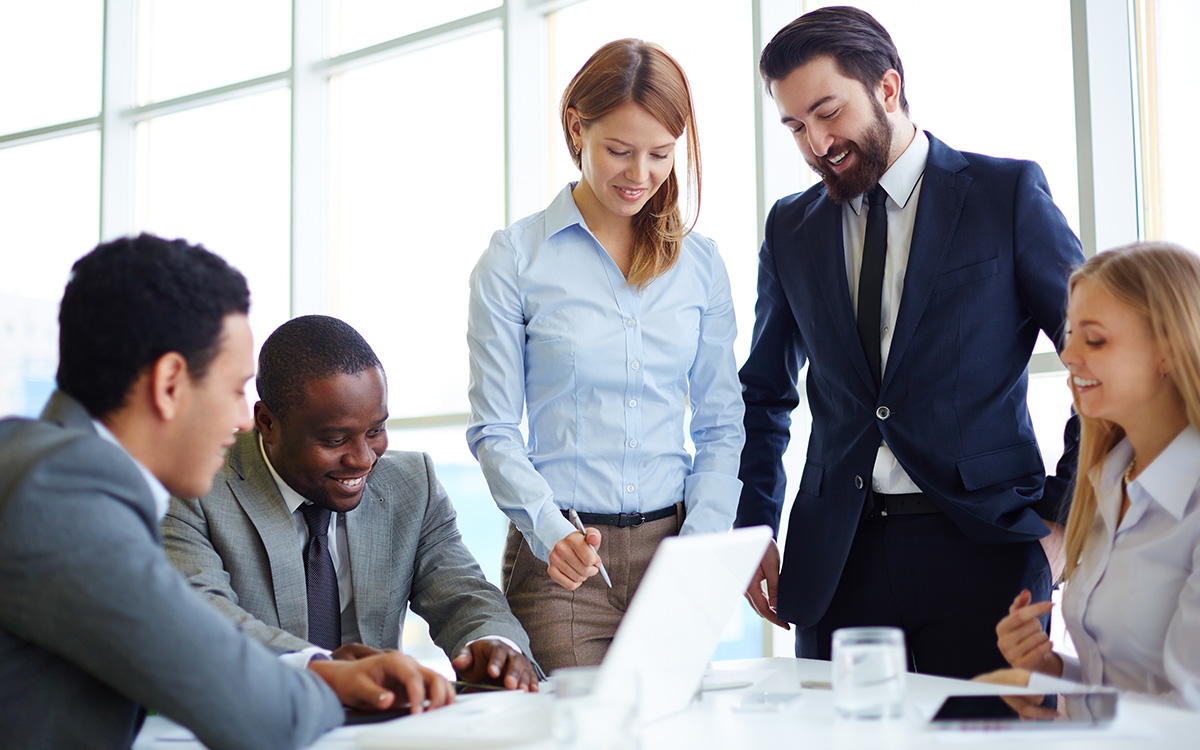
[736, 6, 1083, 677]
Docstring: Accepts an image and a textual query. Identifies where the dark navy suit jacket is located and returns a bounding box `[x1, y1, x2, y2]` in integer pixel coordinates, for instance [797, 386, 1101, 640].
[735, 133, 1084, 628]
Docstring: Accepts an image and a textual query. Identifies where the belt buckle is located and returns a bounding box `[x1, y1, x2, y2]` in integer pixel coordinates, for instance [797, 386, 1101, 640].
[626, 512, 645, 528]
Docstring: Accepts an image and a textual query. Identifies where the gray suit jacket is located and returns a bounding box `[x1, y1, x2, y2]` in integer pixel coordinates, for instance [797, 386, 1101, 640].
[163, 431, 533, 662]
[0, 392, 343, 750]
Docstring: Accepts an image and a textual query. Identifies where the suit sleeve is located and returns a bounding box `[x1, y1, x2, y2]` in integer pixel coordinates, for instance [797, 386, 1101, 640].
[0, 436, 342, 750]
[1011, 161, 1085, 521]
[163, 496, 313, 653]
[405, 453, 536, 666]
[735, 203, 809, 534]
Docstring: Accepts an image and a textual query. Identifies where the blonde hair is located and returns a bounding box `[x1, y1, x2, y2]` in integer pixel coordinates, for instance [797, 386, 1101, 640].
[560, 39, 701, 290]
[1062, 241, 1200, 579]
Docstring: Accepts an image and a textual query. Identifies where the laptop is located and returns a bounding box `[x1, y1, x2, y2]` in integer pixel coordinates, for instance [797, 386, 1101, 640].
[355, 525, 773, 747]
[590, 524, 773, 724]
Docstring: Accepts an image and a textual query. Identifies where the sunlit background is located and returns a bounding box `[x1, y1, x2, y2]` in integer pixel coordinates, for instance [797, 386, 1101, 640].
[1, 0, 1195, 669]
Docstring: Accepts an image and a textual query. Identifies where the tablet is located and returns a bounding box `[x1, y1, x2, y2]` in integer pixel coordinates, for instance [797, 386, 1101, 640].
[930, 692, 1117, 730]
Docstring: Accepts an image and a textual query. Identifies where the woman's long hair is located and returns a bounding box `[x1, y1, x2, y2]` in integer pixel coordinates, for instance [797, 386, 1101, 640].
[1062, 242, 1200, 579]
[560, 39, 701, 290]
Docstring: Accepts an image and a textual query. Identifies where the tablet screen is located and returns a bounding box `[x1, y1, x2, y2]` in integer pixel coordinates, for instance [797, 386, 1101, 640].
[931, 692, 1117, 729]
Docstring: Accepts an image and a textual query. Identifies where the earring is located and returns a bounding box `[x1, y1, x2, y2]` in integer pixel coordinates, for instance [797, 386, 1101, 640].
[573, 142, 580, 155]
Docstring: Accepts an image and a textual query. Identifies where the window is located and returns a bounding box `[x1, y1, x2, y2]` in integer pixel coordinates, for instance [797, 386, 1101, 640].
[0, 0, 1162, 663]
[1134, 0, 1200, 252]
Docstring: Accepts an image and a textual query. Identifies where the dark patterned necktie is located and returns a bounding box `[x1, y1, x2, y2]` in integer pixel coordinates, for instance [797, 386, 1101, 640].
[857, 184, 888, 387]
[299, 503, 341, 650]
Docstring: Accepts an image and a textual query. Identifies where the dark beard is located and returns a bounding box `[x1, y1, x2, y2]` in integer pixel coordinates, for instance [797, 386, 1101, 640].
[807, 98, 892, 204]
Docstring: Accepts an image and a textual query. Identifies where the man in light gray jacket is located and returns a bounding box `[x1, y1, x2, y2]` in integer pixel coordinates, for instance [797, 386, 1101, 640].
[165, 315, 540, 690]
[0, 235, 452, 750]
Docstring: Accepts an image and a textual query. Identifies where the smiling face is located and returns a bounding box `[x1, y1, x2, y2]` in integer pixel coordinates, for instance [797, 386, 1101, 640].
[1061, 278, 1177, 432]
[166, 313, 256, 498]
[568, 101, 677, 227]
[770, 55, 897, 204]
[257, 366, 388, 513]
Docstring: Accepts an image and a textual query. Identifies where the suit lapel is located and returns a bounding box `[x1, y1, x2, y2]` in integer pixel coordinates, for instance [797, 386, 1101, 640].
[346, 479, 394, 647]
[803, 196, 878, 393]
[229, 434, 310, 637]
[883, 136, 971, 390]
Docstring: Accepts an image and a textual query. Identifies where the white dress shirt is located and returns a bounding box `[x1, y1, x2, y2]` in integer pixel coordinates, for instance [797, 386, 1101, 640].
[1055, 426, 1200, 709]
[259, 435, 362, 646]
[843, 129, 929, 495]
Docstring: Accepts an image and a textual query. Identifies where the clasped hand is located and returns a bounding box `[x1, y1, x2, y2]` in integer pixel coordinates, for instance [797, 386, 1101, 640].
[548, 528, 603, 590]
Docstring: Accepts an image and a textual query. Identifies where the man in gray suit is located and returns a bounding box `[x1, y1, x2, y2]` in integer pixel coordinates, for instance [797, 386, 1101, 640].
[0, 235, 452, 750]
[164, 315, 540, 690]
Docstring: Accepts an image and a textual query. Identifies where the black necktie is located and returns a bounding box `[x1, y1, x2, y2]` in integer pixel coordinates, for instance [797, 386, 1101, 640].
[857, 185, 888, 387]
[299, 503, 341, 650]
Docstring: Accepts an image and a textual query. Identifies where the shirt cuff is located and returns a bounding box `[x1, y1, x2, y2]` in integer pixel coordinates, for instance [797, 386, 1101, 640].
[1059, 653, 1083, 684]
[464, 635, 522, 654]
[280, 645, 332, 670]
[1027, 670, 1084, 695]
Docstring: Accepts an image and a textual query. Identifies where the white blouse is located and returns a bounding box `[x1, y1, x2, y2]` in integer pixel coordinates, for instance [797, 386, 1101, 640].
[1057, 425, 1200, 709]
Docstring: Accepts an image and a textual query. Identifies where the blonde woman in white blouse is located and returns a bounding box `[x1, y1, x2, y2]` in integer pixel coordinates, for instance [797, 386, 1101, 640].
[986, 242, 1200, 710]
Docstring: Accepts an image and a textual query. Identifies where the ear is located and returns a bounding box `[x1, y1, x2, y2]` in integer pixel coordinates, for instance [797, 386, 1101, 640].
[254, 401, 278, 442]
[876, 69, 903, 114]
[565, 107, 584, 147]
[150, 352, 190, 421]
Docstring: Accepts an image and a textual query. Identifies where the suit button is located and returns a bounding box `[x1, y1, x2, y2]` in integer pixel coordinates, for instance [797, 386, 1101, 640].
[854, 475, 864, 490]
[876, 406, 890, 420]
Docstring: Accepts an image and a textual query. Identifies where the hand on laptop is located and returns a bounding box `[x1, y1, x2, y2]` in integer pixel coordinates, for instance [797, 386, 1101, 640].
[744, 539, 790, 630]
[308, 652, 454, 713]
[452, 639, 539, 692]
[548, 528, 603, 590]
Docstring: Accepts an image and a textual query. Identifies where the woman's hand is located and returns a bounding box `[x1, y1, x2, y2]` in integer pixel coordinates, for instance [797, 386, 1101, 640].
[972, 668, 1057, 720]
[547, 529, 603, 590]
[996, 589, 1063, 675]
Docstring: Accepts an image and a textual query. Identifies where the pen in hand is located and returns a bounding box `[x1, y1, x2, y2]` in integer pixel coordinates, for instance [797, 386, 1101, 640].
[567, 508, 613, 588]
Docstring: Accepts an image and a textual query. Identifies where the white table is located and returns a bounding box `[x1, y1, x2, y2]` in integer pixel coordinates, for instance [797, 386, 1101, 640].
[134, 657, 1200, 749]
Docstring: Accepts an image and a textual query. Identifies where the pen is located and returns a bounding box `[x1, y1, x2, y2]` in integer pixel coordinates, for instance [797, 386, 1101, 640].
[567, 508, 613, 588]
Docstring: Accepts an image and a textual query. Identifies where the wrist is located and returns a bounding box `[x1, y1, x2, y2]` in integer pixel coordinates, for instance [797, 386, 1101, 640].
[1037, 651, 1065, 677]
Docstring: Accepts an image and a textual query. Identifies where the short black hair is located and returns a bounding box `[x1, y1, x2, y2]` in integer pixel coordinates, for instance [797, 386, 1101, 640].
[256, 315, 383, 421]
[760, 6, 908, 114]
[57, 233, 251, 418]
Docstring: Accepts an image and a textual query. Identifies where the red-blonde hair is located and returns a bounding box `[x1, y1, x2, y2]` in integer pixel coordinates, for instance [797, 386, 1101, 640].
[560, 39, 701, 290]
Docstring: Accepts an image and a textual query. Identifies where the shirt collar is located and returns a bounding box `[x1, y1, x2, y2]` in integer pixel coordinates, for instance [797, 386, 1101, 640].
[849, 128, 929, 215]
[1090, 426, 1200, 522]
[258, 432, 310, 515]
[543, 182, 589, 240]
[91, 418, 171, 520]
[1129, 425, 1200, 520]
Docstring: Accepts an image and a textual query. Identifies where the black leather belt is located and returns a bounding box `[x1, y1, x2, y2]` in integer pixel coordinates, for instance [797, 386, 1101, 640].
[865, 491, 941, 519]
[561, 505, 677, 527]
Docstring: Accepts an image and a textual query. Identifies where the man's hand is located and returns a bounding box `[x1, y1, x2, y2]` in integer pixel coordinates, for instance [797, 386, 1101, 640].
[744, 539, 789, 630]
[547, 529, 602, 591]
[331, 643, 385, 661]
[996, 589, 1063, 674]
[451, 639, 539, 692]
[307, 651, 454, 713]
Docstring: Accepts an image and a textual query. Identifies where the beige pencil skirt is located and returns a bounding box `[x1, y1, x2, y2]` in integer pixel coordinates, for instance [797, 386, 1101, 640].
[500, 504, 684, 674]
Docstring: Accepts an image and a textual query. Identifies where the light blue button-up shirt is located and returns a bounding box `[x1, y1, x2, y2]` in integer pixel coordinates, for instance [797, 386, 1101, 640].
[467, 183, 745, 562]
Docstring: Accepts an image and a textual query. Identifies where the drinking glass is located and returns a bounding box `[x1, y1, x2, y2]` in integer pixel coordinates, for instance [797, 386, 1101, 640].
[550, 666, 640, 749]
[831, 626, 907, 719]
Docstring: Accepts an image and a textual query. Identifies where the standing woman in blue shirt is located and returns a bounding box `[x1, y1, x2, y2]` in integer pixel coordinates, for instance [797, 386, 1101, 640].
[466, 39, 745, 672]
